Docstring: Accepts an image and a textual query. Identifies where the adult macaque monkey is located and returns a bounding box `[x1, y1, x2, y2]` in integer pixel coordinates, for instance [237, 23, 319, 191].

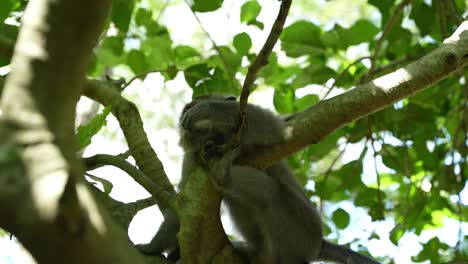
[138, 96, 380, 264]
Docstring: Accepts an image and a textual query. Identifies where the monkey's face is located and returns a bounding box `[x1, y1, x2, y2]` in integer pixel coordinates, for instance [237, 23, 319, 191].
[179, 100, 237, 156]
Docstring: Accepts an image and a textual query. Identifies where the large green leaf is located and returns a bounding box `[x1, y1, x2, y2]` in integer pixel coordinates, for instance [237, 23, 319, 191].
[280, 21, 324, 57]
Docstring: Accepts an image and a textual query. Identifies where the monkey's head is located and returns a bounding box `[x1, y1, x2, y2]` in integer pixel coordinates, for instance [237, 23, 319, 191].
[179, 95, 286, 162]
[179, 96, 238, 155]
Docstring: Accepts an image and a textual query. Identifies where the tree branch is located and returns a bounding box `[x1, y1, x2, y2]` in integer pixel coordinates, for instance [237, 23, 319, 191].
[81, 79, 176, 209]
[0, 0, 147, 263]
[84, 154, 171, 208]
[238, 0, 292, 117]
[239, 21, 468, 169]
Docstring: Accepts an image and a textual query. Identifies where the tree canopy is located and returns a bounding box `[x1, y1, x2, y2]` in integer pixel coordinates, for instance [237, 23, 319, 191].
[0, 0, 467, 264]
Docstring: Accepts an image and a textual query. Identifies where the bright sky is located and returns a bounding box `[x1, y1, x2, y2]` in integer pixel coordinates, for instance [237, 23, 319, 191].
[1, 0, 467, 263]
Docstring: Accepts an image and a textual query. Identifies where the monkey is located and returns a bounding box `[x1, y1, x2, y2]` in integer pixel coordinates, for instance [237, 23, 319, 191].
[138, 96, 380, 264]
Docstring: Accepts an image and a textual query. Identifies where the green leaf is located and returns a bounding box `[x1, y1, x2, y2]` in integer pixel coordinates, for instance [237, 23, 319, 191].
[191, 0, 223, 12]
[332, 208, 350, 229]
[273, 86, 294, 114]
[233, 32, 252, 56]
[193, 78, 230, 98]
[143, 36, 174, 69]
[184, 64, 211, 88]
[335, 160, 363, 190]
[76, 106, 112, 150]
[240, 1, 263, 29]
[174, 45, 201, 68]
[389, 226, 404, 245]
[0, 0, 14, 22]
[412, 237, 449, 262]
[292, 65, 335, 87]
[127, 50, 149, 75]
[339, 19, 379, 46]
[309, 129, 344, 158]
[410, 2, 435, 37]
[294, 94, 319, 112]
[208, 46, 242, 72]
[86, 174, 113, 194]
[111, 0, 135, 33]
[102, 36, 124, 56]
[355, 187, 380, 208]
[280, 21, 324, 57]
[135, 8, 153, 27]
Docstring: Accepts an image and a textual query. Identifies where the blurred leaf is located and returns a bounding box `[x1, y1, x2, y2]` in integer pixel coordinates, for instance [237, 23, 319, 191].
[294, 94, 319, 112]
[412, 237, 449, 263]
[86, 174, 114, 194]
[143, 36, 174, 69]
[76, 106, 112, 150]
[335, 160, 363, 190]
[337, 19, 379, 47]
[332, 208, 350, 229]
[281, 21, 324, 57]
[135, 8, 153, 27]
[233, 32, 252, 56]
[410, 2, 435, 37]
[111, 0, 135, 33]
[192, 0, 223, 12]
[127, 50, 149, 74]
[0, 0, 14, 22]
[240, 0, 263, 29]
[184, 63, 211, 88]
[175, 45, 201, 68]
[273, 85, 294, 114]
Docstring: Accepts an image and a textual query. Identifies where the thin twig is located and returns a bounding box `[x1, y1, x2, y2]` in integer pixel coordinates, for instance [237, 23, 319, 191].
[438, 0, 449, 38]
[370, 0, 412, 73]
[370, 137, 384, 217]
[122, 68, 173, 90]
[127, 197, 157, 211]
[155, 0, 170, 22]
[237, 0, 292, 141]
[323, 56, 370, 99]
[84, 154, 173, 209]
[443, 0, 464, 25]
[319, 142, 348, 213]
[370, 55, 416, 76]
[190, 8, 239, 91]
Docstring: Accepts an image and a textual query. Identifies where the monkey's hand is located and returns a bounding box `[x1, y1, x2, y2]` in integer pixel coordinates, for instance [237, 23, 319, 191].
[203, 141, 240, 187]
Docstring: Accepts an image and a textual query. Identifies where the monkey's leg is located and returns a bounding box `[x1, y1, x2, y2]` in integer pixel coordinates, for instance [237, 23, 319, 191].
[136, 209, 179, 258]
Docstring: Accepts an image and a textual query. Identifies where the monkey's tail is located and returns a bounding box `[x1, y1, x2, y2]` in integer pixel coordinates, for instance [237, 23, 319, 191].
[318, 240, 381, 264]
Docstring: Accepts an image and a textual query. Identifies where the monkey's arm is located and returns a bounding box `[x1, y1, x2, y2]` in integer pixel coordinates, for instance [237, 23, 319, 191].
[319, 240, 381, 264]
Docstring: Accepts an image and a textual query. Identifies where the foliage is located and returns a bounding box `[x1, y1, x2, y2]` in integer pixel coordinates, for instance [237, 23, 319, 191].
[0, 0, 466, 263]
[76, 106, 112, 150]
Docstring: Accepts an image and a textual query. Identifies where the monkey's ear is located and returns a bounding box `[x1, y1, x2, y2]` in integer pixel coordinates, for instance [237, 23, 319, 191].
[225, 96, 236, 101]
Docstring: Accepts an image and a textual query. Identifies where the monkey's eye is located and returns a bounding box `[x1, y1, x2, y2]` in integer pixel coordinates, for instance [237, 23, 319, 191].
[211, 132, 225, 145]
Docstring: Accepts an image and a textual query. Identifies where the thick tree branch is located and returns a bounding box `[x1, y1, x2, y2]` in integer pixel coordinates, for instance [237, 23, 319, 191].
[0, 0, 148, 263]
[81, 79, 176, 208]
[239, 21, 468, 169]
